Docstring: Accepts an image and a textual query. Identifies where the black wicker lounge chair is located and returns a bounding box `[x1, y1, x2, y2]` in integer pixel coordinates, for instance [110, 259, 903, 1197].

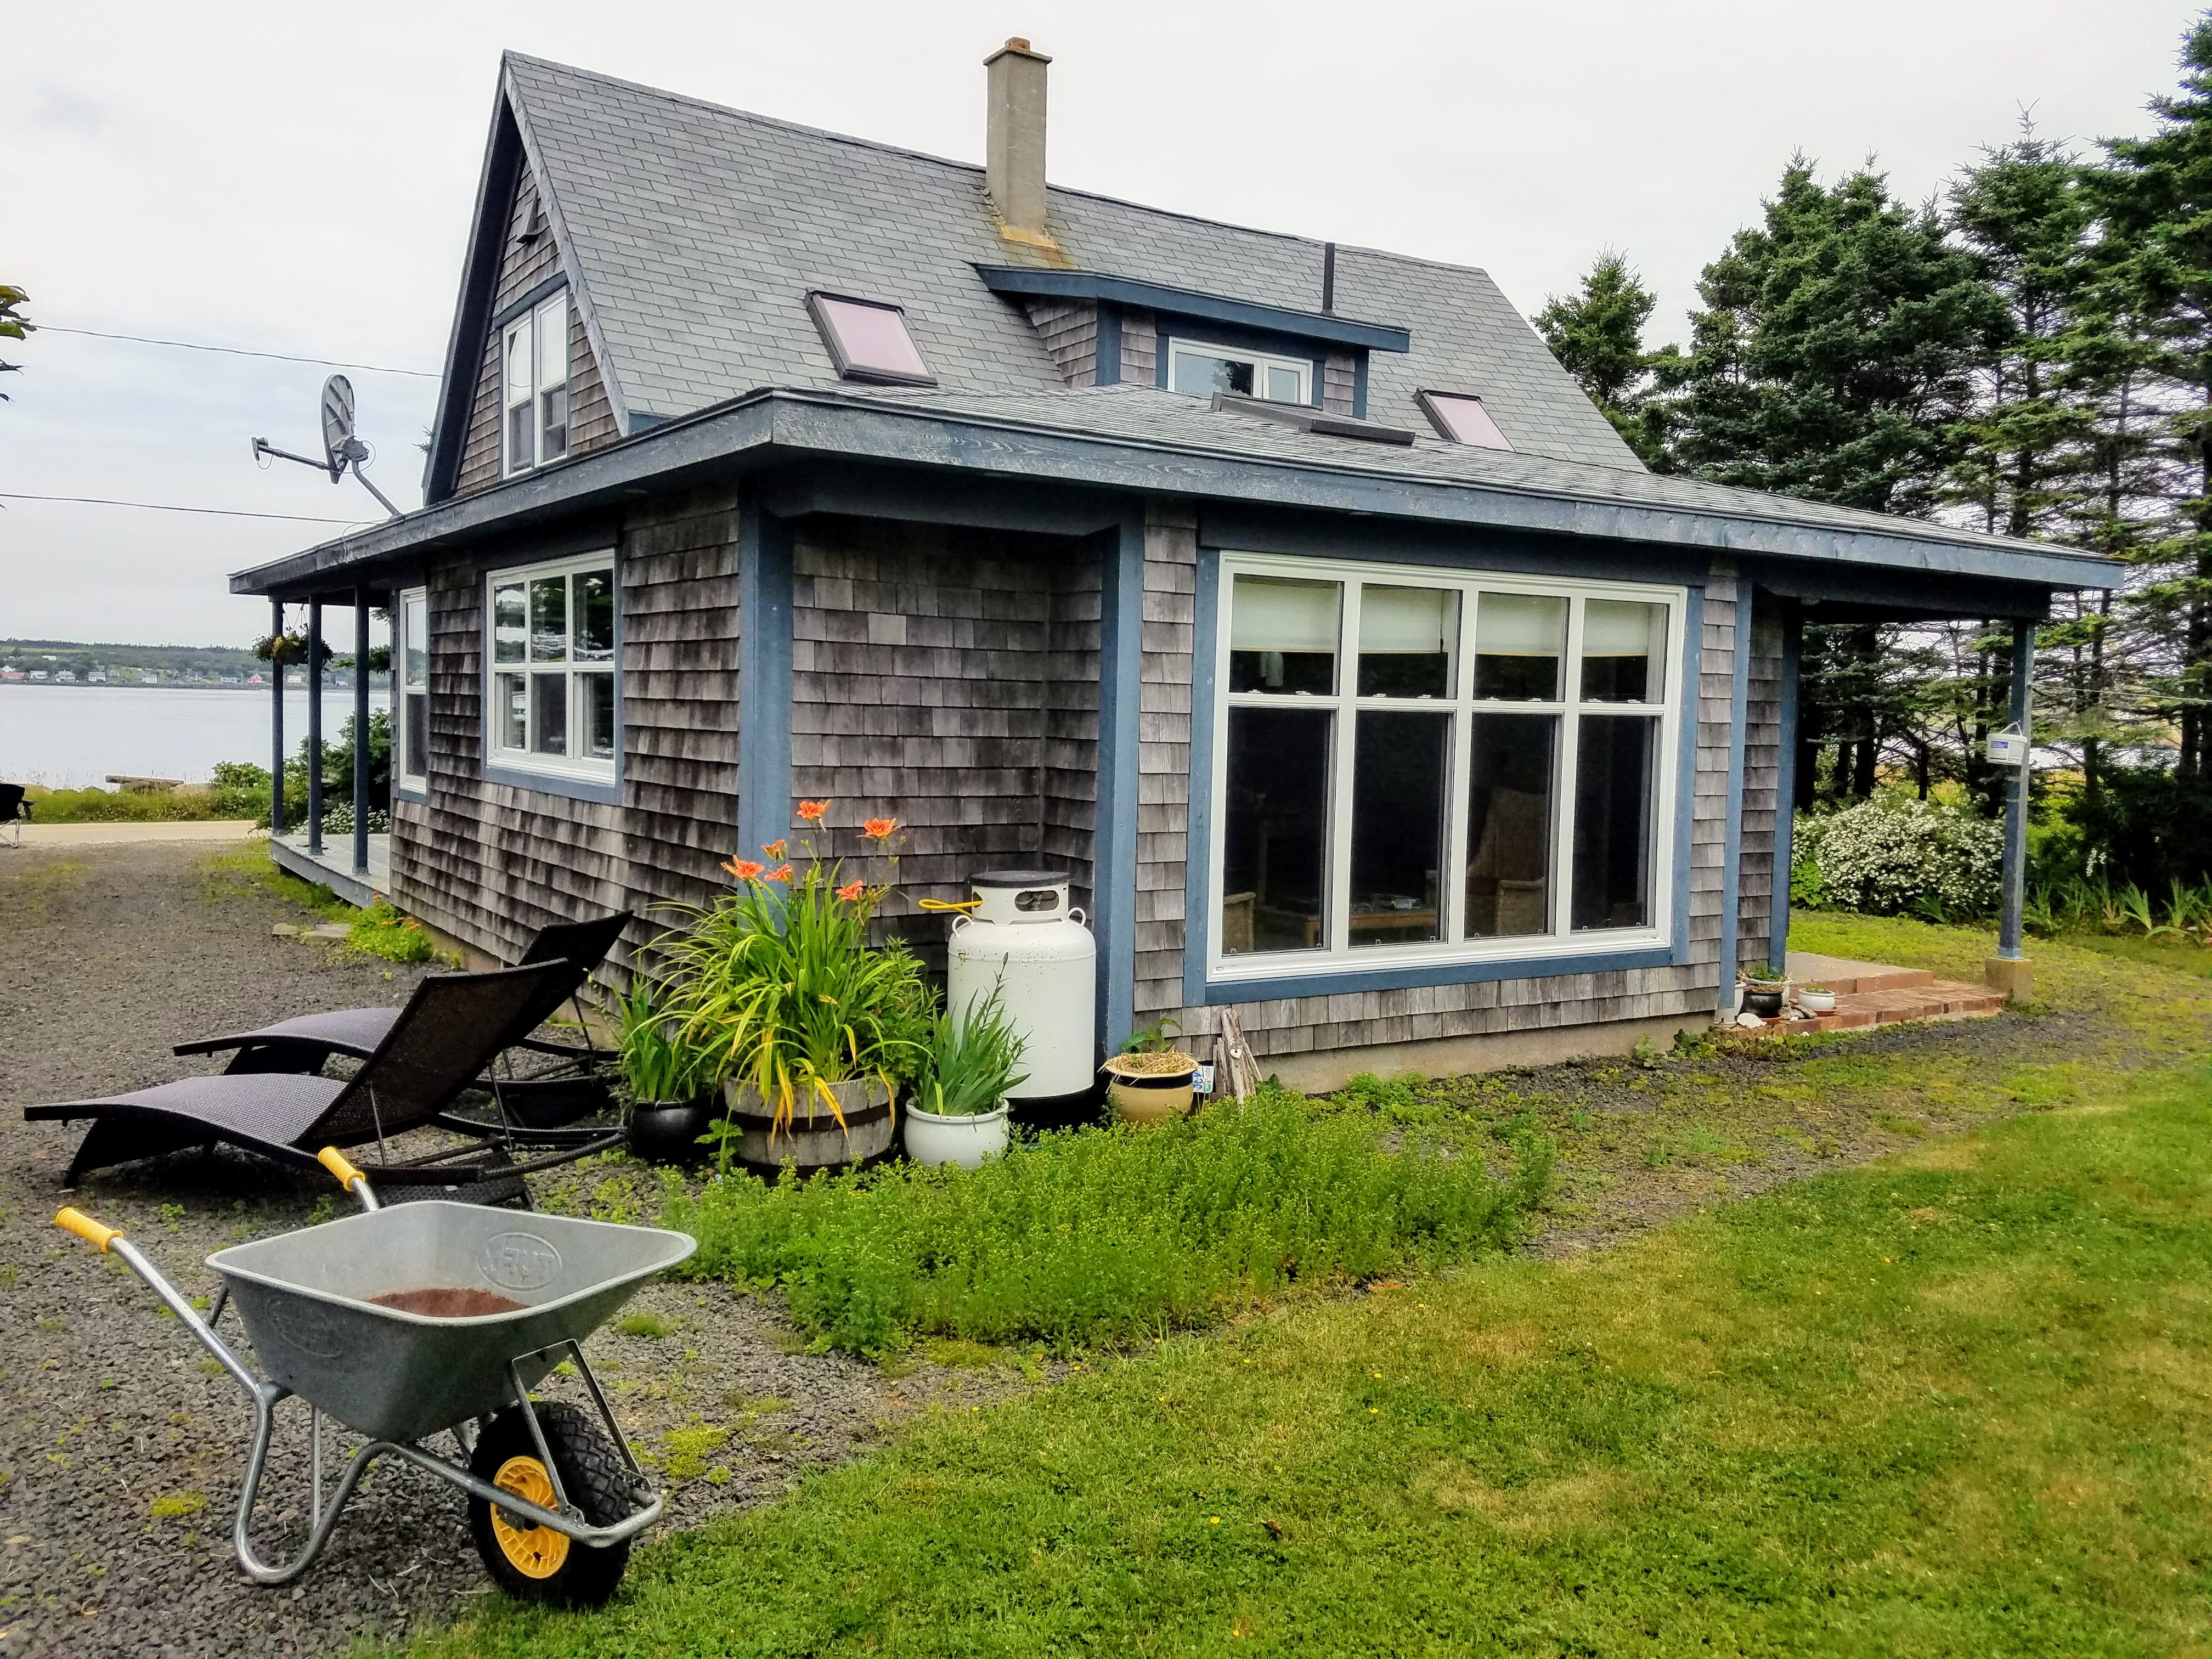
[0, 783, 31, 849]
[174, 910, 631, 1077]
[26, 962, 621, 1201]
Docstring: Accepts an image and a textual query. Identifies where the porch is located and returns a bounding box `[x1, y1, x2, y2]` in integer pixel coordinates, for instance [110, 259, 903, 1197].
[270, 828, 389, 909]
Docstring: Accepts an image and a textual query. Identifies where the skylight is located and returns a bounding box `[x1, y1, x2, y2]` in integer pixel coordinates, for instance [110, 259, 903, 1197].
[807, 292, 934, 385]
[1419, 392, 1514, 450]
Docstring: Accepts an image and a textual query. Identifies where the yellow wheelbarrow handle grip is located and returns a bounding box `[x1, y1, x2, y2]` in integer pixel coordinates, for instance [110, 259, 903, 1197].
[317, 1147, 366, 1191]
[55, 1206, 121, 1252]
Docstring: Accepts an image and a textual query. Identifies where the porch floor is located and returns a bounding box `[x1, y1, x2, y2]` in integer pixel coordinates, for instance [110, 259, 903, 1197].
[270, 830, 389, 910]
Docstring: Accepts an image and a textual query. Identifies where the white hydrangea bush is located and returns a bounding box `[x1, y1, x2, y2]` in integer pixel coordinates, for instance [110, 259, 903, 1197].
[1794, 798, 2004, 917]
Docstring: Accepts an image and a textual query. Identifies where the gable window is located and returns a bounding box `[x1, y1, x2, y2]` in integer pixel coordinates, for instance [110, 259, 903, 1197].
[395, 587, 429, 789]
[807, 292, 935, 385]
[501, 293, 571, 477]
[1210, 555, 1681, 977]
[1168, 339, 1312, 405]
[487, 553, 617, 785]
[1418, 391, 1514, 450]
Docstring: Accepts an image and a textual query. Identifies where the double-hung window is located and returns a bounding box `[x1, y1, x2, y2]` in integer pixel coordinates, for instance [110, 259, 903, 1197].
[1211, 555, 1682, 978]
[395, 586, 429, 789]
[1167, 339, 1313, 405]
[487, 554, 617, 784]
[501, 292, 571, 477]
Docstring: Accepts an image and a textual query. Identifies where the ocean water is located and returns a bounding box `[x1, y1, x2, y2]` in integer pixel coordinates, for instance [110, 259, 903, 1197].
[0, 685, 390, 789]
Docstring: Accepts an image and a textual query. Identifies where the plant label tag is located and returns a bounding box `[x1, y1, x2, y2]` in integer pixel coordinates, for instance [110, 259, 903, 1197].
[1192, 1063, 1215, 1095]
[1987, 731, 2032, 767]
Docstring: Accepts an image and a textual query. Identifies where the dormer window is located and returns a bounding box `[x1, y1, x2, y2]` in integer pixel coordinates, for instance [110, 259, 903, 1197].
[808, 293, 935, 385]
[1168, 339, 1311, 405]
[1419, 391, 1514, 450]
[502, 293, 571, 476]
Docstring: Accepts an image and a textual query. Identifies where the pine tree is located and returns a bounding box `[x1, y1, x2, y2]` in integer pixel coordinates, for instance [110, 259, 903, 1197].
[1534, 252, 1671, 465]
[2094, 9, 2212, 781]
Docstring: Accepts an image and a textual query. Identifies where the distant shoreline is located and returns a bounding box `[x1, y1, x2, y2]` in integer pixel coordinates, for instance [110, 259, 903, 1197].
[0, 681, 388, 693]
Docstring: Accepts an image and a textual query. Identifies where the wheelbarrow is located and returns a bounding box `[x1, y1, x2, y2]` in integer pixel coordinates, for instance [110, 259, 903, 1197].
[53, 1148, 696, 1607]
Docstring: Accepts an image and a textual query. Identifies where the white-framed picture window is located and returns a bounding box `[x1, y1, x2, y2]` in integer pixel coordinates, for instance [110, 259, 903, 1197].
[396, 586, 429, 788]
[1166, 338, 1313, 405]
[501, 292, 571, 477]
[486, 553, 617, 784]
[1209, 553, 1685, 981]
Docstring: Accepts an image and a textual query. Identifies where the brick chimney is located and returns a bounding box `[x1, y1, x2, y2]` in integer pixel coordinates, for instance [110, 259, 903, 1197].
[985, 38, 1052, 245]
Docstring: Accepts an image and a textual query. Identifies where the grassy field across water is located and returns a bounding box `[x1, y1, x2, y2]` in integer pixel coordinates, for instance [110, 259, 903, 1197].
[410, 918, 2212, 1657]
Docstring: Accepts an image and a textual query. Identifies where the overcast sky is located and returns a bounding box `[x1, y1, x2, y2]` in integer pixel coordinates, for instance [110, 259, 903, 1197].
[3, 0, 2198, 646]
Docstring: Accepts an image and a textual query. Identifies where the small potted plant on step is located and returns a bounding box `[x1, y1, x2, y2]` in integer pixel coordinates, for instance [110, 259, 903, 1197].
[1740, 961, 1790, 1019]
[904, 985, 1028, 1169]
[1795, 981, 1837, 1015]
[1101, 1017, 1202, 1126]
[616, 977, 718, 1164]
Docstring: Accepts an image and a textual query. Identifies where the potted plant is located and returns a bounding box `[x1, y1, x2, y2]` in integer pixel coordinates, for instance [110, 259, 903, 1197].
[658, 818, 931, 1176]
[1795, 981, 1837, 1015]
[904, 985, 1029, 1169]
[615, 977, 718, 1164]
[1101, 1017, 1201, 1126]
[1740, 961, 1790, 1019]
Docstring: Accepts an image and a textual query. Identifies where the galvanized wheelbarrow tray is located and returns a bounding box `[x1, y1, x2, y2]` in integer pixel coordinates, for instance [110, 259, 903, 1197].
[54, 1148, 696, 1607]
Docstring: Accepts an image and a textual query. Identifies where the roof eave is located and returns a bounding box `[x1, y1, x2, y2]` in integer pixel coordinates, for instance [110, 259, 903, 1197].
[231, 388, 2126, 599]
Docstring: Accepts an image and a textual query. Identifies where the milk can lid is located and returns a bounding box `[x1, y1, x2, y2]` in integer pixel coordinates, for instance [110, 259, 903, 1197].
[970, 867, 1069, 888]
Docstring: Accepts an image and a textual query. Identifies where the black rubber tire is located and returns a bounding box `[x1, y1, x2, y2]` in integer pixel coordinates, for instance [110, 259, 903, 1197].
[466, 1400, 641, 1607]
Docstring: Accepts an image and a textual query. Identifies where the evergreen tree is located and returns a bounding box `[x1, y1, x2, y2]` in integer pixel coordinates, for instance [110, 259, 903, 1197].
[2094, 9, 2212, 780]
[1534, 252, 1671, 465]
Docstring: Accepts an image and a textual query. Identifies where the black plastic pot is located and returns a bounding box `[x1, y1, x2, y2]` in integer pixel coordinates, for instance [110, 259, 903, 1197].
[625, 1094, 718, 1164]
[1742, 985, 1786, 1018]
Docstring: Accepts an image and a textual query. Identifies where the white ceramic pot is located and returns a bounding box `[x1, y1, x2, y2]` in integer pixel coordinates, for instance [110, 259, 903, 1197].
[902, 1102, 1011, 1170]
[1796, 989, 1837, 1015]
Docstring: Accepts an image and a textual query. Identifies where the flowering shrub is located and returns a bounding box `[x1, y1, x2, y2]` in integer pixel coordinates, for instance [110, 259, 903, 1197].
[1793, 797, 2003, 918]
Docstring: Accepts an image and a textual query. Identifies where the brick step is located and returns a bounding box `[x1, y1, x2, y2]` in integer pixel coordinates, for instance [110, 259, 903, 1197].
[1743, 978, 2003, 1036]
[1785, 950, 1937, 995]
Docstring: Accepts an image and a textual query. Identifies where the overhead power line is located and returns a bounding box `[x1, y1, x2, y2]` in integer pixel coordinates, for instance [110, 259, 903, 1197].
[34, 326, 441, 379]
[0, 492, 371, 525]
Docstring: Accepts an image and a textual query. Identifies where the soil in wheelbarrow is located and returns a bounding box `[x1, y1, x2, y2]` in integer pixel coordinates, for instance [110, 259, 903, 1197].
[369, 1287, 527, 1318]
[0, 841, 1033, 1659]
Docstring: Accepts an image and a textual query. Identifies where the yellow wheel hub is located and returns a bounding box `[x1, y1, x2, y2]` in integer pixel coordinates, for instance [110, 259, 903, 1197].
[489, 1455, 569, 1578]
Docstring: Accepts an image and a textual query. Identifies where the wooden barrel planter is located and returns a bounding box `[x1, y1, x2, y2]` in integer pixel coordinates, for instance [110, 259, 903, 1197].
[720, 1076, 895, 1175]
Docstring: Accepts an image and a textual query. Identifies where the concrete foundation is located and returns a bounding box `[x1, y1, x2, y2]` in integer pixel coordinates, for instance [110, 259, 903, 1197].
[1984, 956, 2034, 1002]
[1256, 1012, 1702, 1094]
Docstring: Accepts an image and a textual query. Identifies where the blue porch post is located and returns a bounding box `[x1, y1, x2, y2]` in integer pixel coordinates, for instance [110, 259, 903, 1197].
[353, 589, 370, 879]
[306, 598, 324, 856]
[1092, 510, 1144, 1056]
[1768, 602, 1802, 972]
[1995, 620, 2036, 966]
[268, 599, 285, 839]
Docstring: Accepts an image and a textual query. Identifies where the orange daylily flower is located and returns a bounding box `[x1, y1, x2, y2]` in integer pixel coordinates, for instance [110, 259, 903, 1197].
[724, 857, 766, 881]
[836, 879, 866, 902]
[765, 863, 796, 883]
[795, 799, 830, 822]
[861, 816, 898, 840]
[761, 838, 788, 860]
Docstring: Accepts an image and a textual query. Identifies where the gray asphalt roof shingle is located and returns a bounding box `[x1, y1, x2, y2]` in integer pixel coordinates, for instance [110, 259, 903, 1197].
[501, 52, 1641, 474]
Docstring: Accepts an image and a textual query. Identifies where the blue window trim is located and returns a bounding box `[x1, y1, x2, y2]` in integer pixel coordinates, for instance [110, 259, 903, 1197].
[1181, 551, 1702, 1008]
[1094, 306, 1124, 387]
[477, 546, 624, 807]
[735, 504, 794, 857]
[488, 274, 568, 335]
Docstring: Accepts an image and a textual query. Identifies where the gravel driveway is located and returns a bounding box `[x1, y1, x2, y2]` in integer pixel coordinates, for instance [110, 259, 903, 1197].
[0, 840, 993, 1658]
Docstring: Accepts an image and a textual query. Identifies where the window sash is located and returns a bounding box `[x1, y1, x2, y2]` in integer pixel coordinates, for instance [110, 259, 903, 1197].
[483, 555, 617, 781]
[1165, 338, 1313, 405]
[396, 587, 428, 785]
[501, 295, 571, 476]
[1209, 556, 1683, 979]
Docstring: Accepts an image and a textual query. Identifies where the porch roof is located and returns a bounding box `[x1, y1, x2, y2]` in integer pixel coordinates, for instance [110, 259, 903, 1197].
[233, 382, 2123, 611]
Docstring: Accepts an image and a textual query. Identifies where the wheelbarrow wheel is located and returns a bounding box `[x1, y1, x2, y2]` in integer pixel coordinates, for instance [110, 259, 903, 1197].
[467, 1401, 640, 1607]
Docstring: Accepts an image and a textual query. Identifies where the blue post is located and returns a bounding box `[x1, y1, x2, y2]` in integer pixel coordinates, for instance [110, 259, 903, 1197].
[268, 599, 285, 839]
[353, 589, 370, 879]
[1768, 604, 1802, 972]
[306, 599, 324, 856]
[1997, 621, 2036, 961]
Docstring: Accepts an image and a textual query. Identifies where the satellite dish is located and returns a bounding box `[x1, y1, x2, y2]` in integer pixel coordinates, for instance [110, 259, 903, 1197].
[319, 375, 357, 474]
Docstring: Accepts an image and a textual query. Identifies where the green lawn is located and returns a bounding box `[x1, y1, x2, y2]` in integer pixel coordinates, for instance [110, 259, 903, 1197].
[411, 919, 2212, 1656]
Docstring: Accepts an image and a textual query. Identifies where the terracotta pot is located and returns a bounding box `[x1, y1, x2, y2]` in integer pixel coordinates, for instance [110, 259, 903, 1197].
[1105, 1067, 1197, 1126]
[626, 1095, 717, 1165]
[720, 1076, 895, 1174]
[903, 1102, 1010, 1170]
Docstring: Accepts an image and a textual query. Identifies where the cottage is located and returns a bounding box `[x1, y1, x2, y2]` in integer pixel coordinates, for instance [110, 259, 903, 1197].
[234, 42, 2119, 1091]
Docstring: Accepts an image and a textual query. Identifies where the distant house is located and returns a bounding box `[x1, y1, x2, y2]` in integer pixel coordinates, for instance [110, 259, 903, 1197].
[232, 43, 2121, 1087]
[0, 667, 22, 683]
[53, 670, 76, 684]
[87, 670, 108, 685]
[27, 670, 49, 683]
